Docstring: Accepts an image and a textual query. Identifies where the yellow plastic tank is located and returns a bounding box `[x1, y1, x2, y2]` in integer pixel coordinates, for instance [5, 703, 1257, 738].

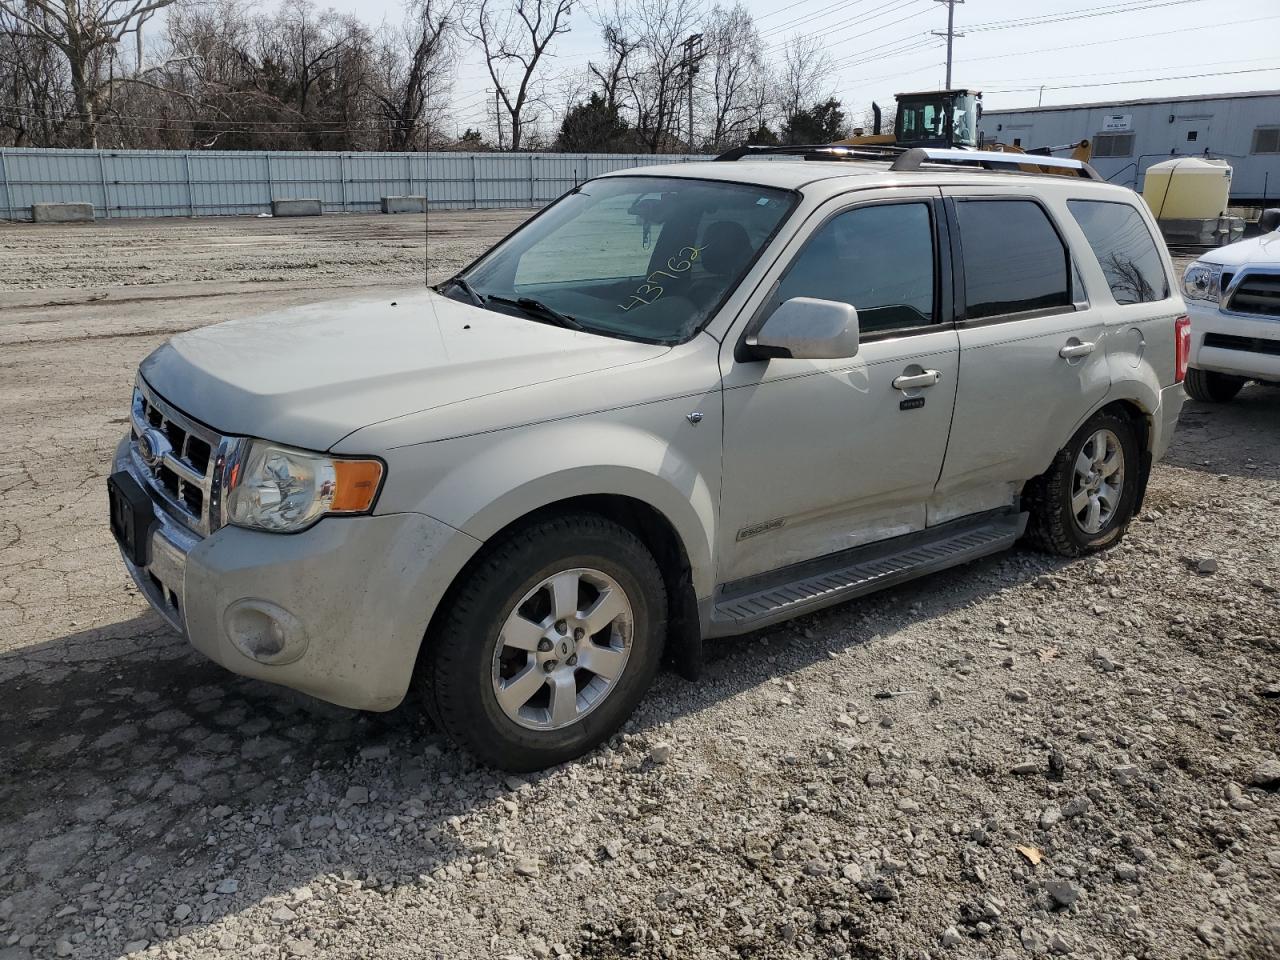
[1142, 157, 1232, 221]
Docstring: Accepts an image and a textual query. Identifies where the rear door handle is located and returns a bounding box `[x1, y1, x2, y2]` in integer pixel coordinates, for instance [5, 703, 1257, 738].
[892, 369, 941, 390]
[1059, 341, 1096, 359]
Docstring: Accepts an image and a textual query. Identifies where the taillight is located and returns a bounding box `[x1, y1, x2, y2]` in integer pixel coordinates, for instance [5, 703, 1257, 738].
[1175, 315, 1191, 383]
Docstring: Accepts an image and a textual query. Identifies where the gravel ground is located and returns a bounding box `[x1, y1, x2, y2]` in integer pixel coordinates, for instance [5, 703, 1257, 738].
[1, 215, 1278, 960]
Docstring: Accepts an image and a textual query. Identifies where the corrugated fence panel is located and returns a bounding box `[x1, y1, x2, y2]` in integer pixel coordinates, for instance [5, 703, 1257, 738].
[0, 149, 711, 221]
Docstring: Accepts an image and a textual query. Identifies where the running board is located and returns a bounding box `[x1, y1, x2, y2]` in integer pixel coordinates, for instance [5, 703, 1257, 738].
[709, 511, 1027, 636]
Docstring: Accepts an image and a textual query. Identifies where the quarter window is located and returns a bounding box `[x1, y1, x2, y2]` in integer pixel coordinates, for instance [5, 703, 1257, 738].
[1093, 133, 1134, 158]
[955, 200, 1071, 320]
[1253, 126, 1280, 154]
[1067, 200, 1169, 305]
[771, 202, 936, 333]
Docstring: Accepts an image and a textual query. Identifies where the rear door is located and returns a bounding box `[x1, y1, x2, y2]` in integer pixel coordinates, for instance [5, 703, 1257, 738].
[932, 186, 1110, 524]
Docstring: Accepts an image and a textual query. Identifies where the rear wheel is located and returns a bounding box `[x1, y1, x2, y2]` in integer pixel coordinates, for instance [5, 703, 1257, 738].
[423, 513, 666, 771]
[1184, 367, 1245, 403]
[1025, 411, 1140, 557]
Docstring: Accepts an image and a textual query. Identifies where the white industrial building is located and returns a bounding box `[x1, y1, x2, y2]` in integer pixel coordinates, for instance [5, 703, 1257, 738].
[980, 90, 1280, 205]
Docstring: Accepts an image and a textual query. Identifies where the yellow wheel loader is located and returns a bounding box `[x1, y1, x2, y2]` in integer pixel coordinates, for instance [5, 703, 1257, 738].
[836, 89, 1092, 175]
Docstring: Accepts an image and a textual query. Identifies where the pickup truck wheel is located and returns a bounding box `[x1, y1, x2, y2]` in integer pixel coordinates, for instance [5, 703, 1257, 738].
[424, 513, 666, 771]
[1183, 367, 1245, 403]
[1025, 411, 1140, 557]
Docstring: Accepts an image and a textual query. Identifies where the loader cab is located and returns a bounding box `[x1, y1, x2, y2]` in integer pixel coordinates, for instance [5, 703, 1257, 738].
[895, 90, 982, 149]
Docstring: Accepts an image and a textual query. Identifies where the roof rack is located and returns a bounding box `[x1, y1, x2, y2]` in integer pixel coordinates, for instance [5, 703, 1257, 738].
[714, 143, 907, 163]
[890, 147, 1104, 181]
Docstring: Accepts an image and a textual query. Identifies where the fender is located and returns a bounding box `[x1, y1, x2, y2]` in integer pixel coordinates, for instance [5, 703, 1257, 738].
[378, 408, 721, 600]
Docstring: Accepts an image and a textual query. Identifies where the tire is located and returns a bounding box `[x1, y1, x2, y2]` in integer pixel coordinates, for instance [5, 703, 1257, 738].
[423, 513, 666, 771]
[1025, 411, 1141, 557]
[1184, 367, 1245, 403]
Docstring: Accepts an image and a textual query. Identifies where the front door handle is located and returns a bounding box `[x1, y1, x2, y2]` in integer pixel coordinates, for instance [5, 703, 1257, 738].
[1059, 340, 1097, 359]
[892, 369, 941, 390]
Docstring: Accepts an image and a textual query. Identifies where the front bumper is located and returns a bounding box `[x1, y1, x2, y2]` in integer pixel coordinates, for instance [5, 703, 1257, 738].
[1186, 299, 1280, 382]
[113, 438, 481, 711]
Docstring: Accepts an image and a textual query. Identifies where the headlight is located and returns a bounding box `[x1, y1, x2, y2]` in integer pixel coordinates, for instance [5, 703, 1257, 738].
[224, 441, 383, 533]
[1182, 261, 1223, 302]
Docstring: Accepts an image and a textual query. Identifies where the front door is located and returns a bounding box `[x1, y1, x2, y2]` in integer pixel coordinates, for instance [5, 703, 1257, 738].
[931, 187, 1110, 524]
[717, 192, 960, 585]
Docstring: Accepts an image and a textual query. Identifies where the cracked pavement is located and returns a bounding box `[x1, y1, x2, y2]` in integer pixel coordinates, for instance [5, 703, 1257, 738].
[1, 219, 1278, 960]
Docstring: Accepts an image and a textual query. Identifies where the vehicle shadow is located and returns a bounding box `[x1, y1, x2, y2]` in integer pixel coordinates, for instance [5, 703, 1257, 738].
[1164, 383, 1280, 481]
[0, 543, 1075, 955]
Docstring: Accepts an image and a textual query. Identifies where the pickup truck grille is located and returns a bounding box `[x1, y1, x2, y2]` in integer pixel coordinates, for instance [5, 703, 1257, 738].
[130, 380, 224, 535]
[1203, 333, 1280, 357]
[1226, 270, 1280, 318]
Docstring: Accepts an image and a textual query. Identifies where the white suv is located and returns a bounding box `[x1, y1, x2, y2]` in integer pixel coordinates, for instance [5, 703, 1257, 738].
[109, 147, 1187, 770]
[1181, 209, 1280, 401]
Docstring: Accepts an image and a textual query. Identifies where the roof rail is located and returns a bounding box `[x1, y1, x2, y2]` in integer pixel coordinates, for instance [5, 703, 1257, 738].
[715, 143, 906, 163]
[890, 147, 1104, 181]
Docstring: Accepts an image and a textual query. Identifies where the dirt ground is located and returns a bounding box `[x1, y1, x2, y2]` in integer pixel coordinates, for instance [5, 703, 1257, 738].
[0, 214, 1277, 960]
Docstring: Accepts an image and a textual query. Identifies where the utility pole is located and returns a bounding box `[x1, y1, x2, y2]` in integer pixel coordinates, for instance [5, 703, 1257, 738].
[680, 33, 703, 151]
[931, 0, 964, 89]
[490, 89, 504, 150]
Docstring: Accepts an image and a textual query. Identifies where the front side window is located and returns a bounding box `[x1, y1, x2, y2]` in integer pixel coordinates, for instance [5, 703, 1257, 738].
[769, 202, 936, 333]
[1068, 199, 1170, 305]
[455, 176, 795, 343]
[955, 199, 1071, 320]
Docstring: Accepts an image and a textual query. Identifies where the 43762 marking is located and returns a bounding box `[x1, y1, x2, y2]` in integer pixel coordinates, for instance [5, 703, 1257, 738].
[618, 245, 708, 311]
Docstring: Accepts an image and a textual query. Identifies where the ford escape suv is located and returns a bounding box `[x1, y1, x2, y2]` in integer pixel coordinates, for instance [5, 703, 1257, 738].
[109, 146, 1187, 770]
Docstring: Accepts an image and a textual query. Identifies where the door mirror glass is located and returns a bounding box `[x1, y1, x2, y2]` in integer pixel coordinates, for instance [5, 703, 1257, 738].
[749, 297, 860, 360]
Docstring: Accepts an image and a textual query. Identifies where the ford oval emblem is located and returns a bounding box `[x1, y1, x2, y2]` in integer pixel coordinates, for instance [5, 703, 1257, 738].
[138, 428, 172, 469]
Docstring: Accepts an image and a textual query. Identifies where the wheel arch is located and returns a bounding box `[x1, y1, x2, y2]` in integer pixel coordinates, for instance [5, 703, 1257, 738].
[420, 492, 706, 684]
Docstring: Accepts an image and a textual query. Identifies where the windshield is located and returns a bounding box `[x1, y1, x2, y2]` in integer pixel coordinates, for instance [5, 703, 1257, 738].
[450, 176, 796, 343]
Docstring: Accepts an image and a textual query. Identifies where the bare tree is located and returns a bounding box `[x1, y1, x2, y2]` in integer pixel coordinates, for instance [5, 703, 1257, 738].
[698, 3, 765, 151]
[777, 33, 832, 132]
[0, 0, 176, 146]
[371, 0, 458, 150]
[466, 0, 572, 151]
[605, 0, 697, 153]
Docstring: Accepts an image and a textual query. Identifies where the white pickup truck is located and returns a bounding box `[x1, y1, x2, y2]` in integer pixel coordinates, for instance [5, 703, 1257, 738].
[1181, 209, 1280, 401]
[109, 147, 1187, 770]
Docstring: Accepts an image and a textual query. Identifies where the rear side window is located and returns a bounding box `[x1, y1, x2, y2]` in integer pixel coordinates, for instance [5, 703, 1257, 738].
[1067, 199, 1170, 304]
[955, 200, 1072, 320]
[772, 202, 936, 333]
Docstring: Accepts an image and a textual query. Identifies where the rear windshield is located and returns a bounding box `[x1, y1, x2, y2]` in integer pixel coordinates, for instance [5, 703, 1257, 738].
[1067, 199, 1170, 305]
[454, 176, 796, 343]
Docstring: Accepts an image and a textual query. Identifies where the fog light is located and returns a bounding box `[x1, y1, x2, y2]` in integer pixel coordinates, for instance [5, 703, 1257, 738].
[223, 599, 306, 665]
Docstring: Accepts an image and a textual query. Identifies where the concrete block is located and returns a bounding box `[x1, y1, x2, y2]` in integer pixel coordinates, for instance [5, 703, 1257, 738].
[271, 198, 323, 217]
[31, 202, 94, 223]
[381, 196, 428, 214]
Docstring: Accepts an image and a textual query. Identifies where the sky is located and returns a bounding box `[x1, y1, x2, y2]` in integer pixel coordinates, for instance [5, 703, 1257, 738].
[317, 0, 1280, 140]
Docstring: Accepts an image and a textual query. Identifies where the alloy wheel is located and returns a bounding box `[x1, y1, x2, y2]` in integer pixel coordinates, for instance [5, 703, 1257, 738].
[491, 567, 634, 731]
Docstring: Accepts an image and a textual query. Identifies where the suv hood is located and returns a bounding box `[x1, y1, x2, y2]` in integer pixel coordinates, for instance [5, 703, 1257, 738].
[1199, 230, 1280, 268]
[141, 289, 669, 451]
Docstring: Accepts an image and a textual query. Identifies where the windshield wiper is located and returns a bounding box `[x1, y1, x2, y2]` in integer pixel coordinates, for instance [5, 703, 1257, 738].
[486, 295, 585, 331]
[442, 274, 485, 307]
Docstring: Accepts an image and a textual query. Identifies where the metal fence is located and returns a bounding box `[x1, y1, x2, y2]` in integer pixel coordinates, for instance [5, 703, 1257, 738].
[0, 148, 712, 221]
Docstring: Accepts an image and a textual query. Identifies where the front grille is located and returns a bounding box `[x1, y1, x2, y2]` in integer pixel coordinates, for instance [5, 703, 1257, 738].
[130, 380, 224, 535]
[1203, 332, 1280, 357]
[1226, 270, 1280, 317]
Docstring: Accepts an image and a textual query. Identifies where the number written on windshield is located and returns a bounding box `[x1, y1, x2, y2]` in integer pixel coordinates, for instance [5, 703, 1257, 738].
[618, 245, 707, 311]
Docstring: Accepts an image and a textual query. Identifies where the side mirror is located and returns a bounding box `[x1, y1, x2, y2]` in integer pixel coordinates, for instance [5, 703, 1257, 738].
[747, 297, 860, 360]
[1260, 208, 1280, 233]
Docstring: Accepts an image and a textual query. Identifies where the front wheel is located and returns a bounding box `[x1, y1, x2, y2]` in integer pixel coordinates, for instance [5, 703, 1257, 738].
[1025, 411, 1140, 557]
[422, 513, 666, 771]
[1184, 367, 1245, 403]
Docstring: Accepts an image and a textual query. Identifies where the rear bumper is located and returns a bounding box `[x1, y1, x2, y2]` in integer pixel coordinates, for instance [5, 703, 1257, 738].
[1186, 300, 1280, 381]
[114, 438, 482, 711]
[1150, 383, 1185, 464]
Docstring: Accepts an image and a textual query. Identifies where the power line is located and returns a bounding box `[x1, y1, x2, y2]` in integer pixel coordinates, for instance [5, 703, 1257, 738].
[983, 64, 1280, 95]
[963, 0, 1212, 33]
